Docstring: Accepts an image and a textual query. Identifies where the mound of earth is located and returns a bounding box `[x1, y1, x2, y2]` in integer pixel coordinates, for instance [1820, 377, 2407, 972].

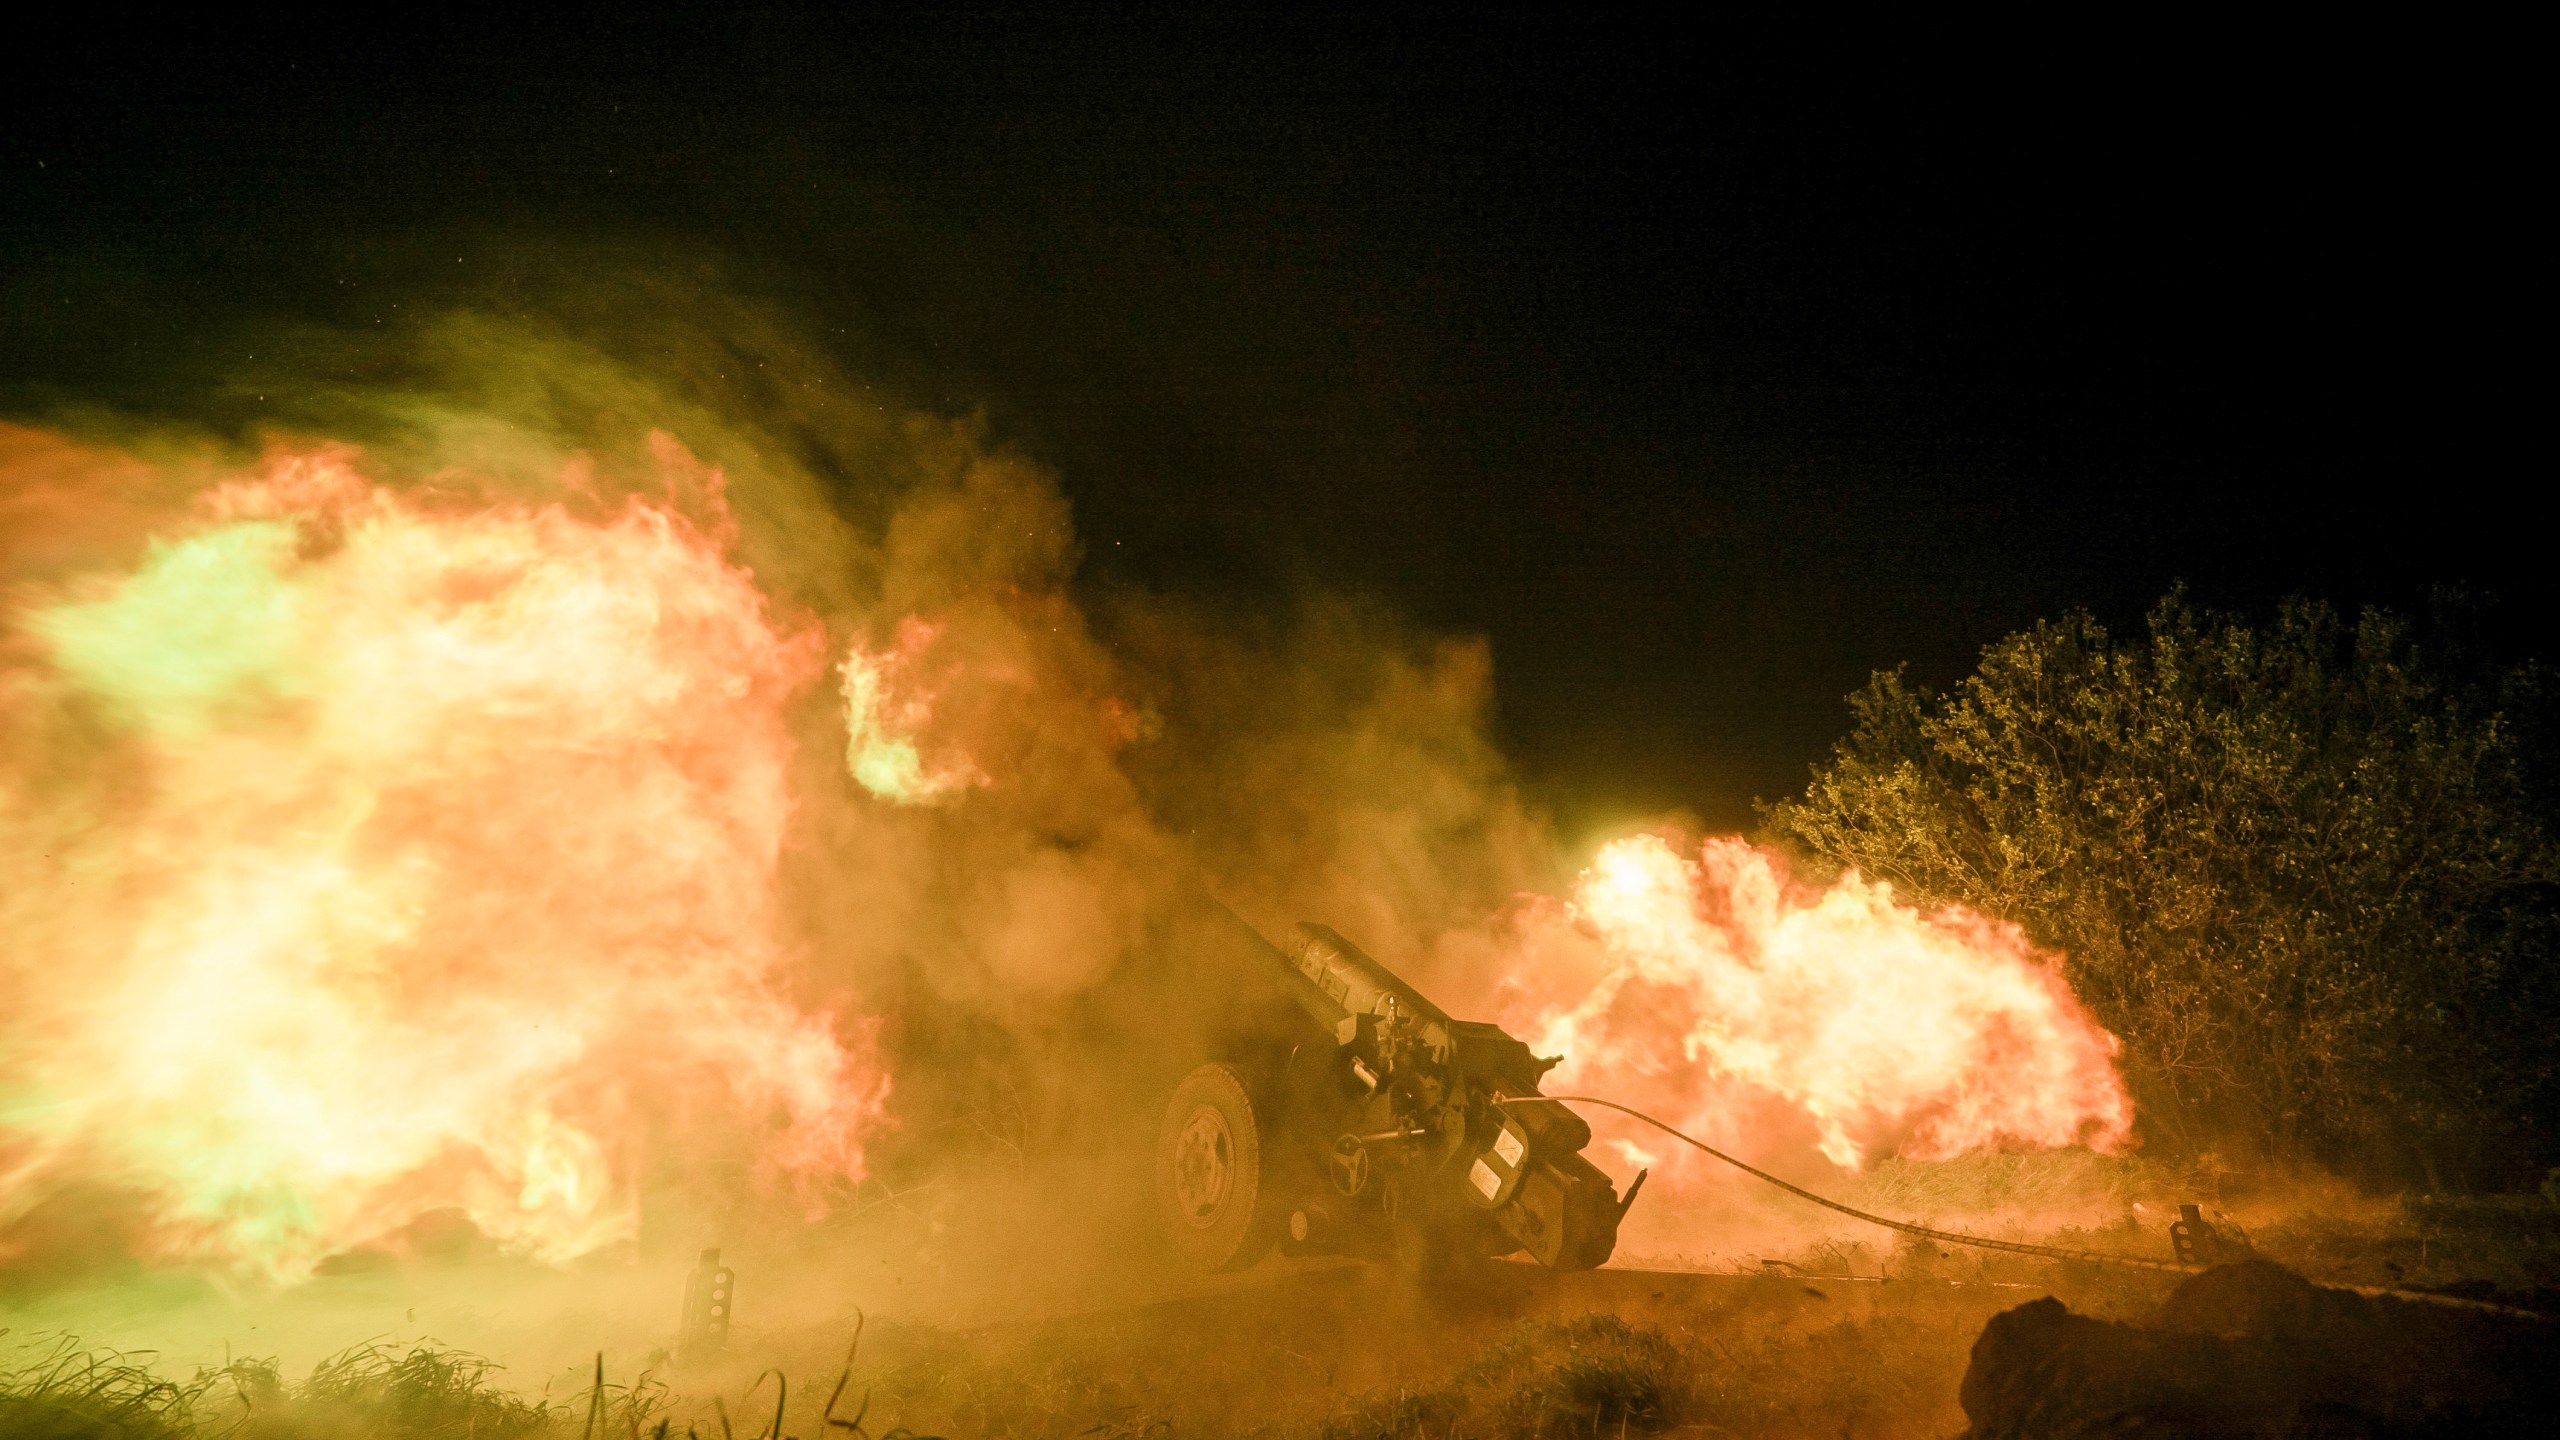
[1960, 1259, 2557, 1438]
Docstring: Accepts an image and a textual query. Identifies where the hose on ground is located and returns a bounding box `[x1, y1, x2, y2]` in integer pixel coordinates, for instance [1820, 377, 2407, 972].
[1504, 1094, 2547, 1317]
[1508, 1094, 2198, 1273]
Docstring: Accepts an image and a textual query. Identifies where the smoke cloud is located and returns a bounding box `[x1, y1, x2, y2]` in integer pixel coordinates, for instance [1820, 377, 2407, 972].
[0, 265, 2133, 1284]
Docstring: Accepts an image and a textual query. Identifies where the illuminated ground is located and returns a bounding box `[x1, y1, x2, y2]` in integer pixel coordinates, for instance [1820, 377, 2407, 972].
[14, 1171, 2555, 1438]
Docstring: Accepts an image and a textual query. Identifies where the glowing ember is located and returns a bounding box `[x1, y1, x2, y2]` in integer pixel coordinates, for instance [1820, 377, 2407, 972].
[1496, 835, 2133, 1171]
[0, 435, 887, 1279]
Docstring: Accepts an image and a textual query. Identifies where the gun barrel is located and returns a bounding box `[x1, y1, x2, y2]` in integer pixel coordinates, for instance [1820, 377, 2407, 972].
[1282, 922, 1459, 1045]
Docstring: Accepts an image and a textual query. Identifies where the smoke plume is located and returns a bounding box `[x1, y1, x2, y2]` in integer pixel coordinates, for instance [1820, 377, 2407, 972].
[0, 271, 2134, 1282]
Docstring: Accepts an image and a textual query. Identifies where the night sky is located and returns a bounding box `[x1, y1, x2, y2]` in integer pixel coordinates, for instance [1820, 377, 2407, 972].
[4, 10, 2534, 831]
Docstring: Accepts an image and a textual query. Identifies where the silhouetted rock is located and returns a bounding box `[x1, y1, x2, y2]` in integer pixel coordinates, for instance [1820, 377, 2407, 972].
[1960, 1261, 2556, 1438]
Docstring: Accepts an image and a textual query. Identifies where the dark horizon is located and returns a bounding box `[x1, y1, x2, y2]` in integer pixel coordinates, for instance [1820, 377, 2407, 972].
[4, 10, 2533, 832]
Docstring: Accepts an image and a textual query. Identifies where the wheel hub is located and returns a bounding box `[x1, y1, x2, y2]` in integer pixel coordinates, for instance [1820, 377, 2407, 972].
[1171, 1105, 1234, 1226]
[1329, 1133, 1371, 1196]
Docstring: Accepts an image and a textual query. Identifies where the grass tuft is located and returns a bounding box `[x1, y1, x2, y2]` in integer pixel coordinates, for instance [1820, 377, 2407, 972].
[285, 1341, 569, 1438]
[1, 1332, 657, 1439]
[0, 1333, 215, 1440]
[1314, 1314, 1689, 1439]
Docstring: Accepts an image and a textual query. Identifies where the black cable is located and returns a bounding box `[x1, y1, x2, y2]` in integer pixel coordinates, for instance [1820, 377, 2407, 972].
[1511, 1094, 2550, 1316]
[1504, 1094, 2199, 1273]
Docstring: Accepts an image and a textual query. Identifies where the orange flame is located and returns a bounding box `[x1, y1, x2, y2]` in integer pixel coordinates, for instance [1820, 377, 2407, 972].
[0, 434, 887, 1279]
[1494, 835, 2133, 1173]
[841, 616, 990, 806]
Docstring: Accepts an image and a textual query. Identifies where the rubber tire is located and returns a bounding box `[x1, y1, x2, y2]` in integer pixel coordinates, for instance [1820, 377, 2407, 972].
[1155, 1062, 1280, 1273]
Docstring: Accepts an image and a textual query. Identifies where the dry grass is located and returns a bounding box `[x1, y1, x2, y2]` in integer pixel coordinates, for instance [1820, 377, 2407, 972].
[1310, 1314, 1686, 1438]
[0, 1335, 210, 1440]
[0, 1334, 661, 1440]
[1, 1280, 2048, 1440]
[2249, 1192, 2560, 1302]
[10, 1190, 2554, 1439]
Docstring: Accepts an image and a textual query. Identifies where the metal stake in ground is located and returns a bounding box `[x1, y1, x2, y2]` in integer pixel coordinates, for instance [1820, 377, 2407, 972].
[677, 1247, 735, 1364]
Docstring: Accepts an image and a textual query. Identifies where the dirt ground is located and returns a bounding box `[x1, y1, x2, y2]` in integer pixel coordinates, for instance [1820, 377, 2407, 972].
[622, 1162, 2560, 1438]
[11, 1165, 2560, 1438]
[677, 1251, 2177, 1438]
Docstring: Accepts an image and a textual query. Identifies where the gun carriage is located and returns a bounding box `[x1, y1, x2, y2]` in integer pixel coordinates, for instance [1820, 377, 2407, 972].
[1154, 912, 1641, 1274]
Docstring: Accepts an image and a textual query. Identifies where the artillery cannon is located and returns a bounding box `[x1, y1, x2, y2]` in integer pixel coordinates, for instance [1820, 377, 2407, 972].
[1153, 910, 1642, 1275]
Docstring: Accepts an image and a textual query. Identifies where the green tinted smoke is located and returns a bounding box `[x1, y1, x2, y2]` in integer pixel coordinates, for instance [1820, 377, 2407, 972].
[30, 521, 308, 736]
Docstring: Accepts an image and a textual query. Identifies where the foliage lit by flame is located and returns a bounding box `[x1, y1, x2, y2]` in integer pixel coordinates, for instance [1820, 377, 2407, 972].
[1501, 835, 2133, 1172]
[0, 436, 887, 1279]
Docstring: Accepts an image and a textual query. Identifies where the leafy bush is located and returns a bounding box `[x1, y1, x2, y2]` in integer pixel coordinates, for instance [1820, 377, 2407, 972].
[1769, 592, 2560, 1181]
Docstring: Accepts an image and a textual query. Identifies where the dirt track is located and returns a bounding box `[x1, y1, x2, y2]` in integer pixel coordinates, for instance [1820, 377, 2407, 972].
[786, 1251, 2172, 1437]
